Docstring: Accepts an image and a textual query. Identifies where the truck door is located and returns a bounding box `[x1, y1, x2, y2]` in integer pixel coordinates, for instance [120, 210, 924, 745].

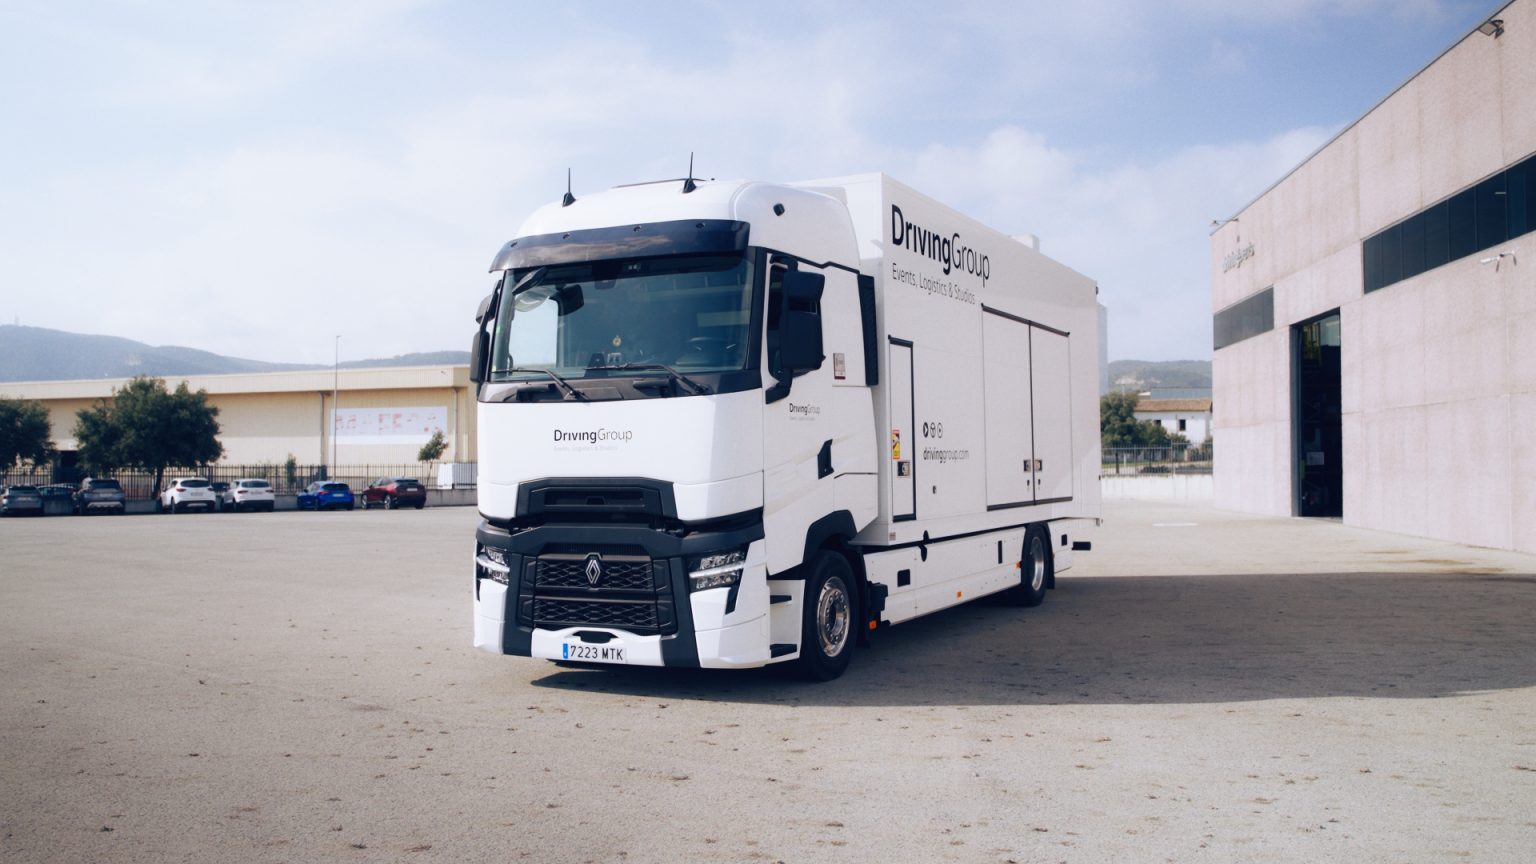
[1029, 326, 1073, 503]
[888, 338, 916, 520]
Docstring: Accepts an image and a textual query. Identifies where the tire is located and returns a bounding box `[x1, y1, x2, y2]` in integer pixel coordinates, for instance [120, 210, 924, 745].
[346, 502, 354, 511]
[1004, 526, 1052, 608]
[172, 500, 182, 514]
[414, 501, 424, 510]
[361, 497, 371, 510]
[385, 495, 396, 510]
[797, 551, 857, 681]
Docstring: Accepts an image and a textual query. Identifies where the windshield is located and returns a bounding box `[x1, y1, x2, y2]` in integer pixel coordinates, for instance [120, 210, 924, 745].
[489, 254, 757, 386]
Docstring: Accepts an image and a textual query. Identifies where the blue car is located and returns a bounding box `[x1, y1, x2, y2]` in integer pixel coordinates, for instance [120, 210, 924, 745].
[298, 481, 354, 511]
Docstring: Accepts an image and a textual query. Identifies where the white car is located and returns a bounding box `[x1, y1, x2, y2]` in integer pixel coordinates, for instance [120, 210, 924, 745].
[160, 477, 218, 513]
[224, 478, 276, 512]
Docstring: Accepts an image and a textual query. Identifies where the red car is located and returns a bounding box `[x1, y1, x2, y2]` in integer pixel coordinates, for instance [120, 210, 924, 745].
[360, 476, 427, 510]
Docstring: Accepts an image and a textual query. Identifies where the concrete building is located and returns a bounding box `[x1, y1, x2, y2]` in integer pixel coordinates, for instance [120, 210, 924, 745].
[0, 365, 476, 470]
[1211, 0, 1535, 553]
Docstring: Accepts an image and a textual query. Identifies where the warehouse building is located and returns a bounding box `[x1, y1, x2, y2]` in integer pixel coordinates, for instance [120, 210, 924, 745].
[0, 365, 475, 473]
[1211, 0, 1535, 553]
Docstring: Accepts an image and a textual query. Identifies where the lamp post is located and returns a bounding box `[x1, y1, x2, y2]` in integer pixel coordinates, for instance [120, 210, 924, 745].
[332, 335, 340, 475]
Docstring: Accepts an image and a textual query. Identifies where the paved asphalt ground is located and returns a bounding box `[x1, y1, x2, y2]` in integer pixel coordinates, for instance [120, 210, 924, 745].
[3, 500, 1535, 863]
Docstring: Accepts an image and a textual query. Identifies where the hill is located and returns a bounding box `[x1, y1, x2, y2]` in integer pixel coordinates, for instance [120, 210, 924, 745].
[1106, 359, 1211, 393]
[0, 325, 468, 383]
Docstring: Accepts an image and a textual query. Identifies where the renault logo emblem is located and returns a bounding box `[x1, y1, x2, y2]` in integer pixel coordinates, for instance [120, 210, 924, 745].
[584, 553, 603, 587]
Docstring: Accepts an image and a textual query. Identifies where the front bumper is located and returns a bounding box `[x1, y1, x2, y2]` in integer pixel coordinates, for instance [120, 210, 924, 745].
[472, 518, 768, 669]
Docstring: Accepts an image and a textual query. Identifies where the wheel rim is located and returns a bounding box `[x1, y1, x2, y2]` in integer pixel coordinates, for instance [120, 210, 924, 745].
[1028, 535, 1046, 592]
[816, 576, 851, 658]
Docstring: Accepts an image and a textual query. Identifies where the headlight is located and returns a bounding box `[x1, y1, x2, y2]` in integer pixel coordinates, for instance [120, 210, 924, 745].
[688, 549, 747, 592]
[477, 544, 510, 585]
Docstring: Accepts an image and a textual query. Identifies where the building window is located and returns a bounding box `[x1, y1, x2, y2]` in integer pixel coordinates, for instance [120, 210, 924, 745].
[1178, 419, 1187, 432]
[1363, 150, 1536, 293]
[1213, 286, 1274, 350]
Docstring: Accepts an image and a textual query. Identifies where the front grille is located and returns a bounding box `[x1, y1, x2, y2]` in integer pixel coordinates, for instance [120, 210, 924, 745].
[517, 550, 675, 636]
[533, 597, 660, 630]
[535, 555, 655, 591]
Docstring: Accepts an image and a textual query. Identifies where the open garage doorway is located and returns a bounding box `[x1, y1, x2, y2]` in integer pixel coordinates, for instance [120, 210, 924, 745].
[1293, 311, 1342, 517]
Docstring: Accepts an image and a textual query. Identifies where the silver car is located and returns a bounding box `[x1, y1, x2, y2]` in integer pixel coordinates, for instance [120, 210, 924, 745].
[1, 485, 44, 516]
[74, 477, 126, 515]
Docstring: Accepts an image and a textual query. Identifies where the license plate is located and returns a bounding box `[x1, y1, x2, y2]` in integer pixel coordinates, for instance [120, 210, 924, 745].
[562, 642, 626, 663]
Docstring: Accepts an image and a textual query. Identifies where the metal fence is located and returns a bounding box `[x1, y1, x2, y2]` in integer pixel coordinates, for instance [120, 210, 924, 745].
[1102, 443, 1213, 476]
[2, 463, 474, 500]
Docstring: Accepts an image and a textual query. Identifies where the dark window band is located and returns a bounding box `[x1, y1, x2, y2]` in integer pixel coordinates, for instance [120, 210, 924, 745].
[1363, 151, 1535, 294]
[1213, 286, 1274, 351]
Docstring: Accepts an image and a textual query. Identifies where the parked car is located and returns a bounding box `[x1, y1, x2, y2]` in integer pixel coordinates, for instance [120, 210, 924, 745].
[209, 481, 230, 511]
[74, 477, 127, 515]
[360, 476, 427, 510]
[160, 477, 218, 513]
[223, 478, 276, 512]
[298, 481, 354, 511]
[1, 484, 44, 516]
[38, 484, 76, 516]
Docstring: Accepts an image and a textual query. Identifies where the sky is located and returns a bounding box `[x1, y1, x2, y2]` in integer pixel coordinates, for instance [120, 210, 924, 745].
[0, 0, 1503, 365]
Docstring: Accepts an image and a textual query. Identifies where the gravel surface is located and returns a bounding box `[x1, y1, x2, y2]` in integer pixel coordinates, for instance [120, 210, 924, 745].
[2, 501, 1534, 863]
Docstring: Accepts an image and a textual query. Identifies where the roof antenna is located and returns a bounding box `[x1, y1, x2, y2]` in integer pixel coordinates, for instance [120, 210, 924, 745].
[562, 168, 576, 207]
[682, 153, 697, 194]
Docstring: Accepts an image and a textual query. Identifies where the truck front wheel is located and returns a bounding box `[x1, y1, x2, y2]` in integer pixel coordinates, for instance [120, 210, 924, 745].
[798, 551, 856, 681]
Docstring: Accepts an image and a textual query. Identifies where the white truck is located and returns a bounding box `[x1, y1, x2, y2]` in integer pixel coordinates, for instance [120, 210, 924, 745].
[470, 173, 1100, 680]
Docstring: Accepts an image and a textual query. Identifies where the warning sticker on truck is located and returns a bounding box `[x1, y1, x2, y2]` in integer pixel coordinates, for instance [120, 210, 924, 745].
[891, 429, 902, 460]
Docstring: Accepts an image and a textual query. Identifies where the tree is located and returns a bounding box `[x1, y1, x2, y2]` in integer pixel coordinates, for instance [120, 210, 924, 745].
[418, 429, 448, 475]
[74, 376, 223, 496]
[1100, 391, 1172, 449]
[0, 397, 54, 470]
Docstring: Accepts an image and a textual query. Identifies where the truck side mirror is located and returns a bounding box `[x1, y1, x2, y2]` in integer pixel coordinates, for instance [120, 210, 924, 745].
[778, 269, 825, 375]
[469, 330, 489, 383]
[470, 292, 495, 384]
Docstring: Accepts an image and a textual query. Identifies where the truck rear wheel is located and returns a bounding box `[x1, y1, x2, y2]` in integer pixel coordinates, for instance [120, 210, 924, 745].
[798, 551, 856, 681]
[1005, 526, 1051, 607]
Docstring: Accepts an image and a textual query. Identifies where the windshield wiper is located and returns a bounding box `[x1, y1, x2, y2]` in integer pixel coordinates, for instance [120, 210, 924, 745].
[509, 266, 549, 297]
[586, 362, 712, 396]
[501, 367, 587, 401]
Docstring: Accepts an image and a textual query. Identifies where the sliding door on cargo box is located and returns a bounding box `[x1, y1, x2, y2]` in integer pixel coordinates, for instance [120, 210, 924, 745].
[888, 338, 916, 521]
[1029, 327, 1073, 504]
[982, 311, 1034, 509]
[983, 307, 1075, 508]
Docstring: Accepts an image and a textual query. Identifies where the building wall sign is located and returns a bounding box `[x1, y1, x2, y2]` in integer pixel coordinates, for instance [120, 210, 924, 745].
[1222, 243, 1256, 273]
[333, 406, 447, 444]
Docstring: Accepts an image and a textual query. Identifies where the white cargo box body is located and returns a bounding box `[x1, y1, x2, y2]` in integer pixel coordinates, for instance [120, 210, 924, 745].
[804, 174, 1102, 547]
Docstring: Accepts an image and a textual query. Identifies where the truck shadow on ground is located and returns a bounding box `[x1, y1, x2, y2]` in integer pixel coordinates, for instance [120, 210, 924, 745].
[529, 571, 1536, 707]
